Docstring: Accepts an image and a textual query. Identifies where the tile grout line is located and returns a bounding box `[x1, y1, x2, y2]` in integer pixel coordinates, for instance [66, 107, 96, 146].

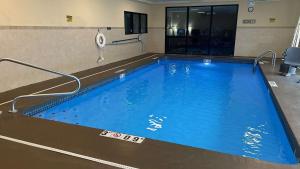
[0, 135, 138, 169]
[0, 54, 159, 107]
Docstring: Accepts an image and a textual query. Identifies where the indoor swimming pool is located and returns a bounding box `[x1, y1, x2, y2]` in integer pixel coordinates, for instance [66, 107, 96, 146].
[25, 59, 297, 164]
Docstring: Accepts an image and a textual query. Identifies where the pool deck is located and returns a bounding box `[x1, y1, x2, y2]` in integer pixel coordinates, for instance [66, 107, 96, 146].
[0, 53, 300, 169]
[260, 61, 300, 157]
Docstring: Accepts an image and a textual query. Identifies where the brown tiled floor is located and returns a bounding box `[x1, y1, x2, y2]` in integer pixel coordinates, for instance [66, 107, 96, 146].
[0, 139, 116, 169]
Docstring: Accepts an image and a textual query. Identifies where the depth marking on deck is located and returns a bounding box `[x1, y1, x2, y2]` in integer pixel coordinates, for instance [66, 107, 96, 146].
[0, 135, 138, 169]
[0, 54, 159, 106]
[268, 81, 278, 87]
[100, 130, 145, 144]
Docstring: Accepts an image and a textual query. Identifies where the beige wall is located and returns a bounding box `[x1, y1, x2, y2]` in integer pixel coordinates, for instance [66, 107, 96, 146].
[237, 0, 299, 27]
[0, 27, 149, 93]
[0, 0, 151, 27]
[0, 0, 154, 93]
[149, 0, 299, 27]
[0, 0, 299, 93]
[235, 0, 299, 56]
[148, 0, 300, 56]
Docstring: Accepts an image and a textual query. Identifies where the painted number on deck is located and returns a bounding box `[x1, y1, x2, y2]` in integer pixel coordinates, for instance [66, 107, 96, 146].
[268, 81, 278, 87]
[99, 130, 145, 144]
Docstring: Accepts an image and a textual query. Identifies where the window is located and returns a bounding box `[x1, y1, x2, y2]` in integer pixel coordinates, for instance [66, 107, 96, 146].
[125, 12, 132, 35]
[132, 13, 140, 34]
[140, 14, 147, 33]
[165, 5, 238, 56]
[124, 11, 148, 35]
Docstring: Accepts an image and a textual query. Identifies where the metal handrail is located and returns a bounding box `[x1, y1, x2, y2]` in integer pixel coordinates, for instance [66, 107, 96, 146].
[106, 34, 144, 52]
[0, 58, 81, 113]
[111, 37, 139, 44]
[107, 34, 142, 45]
[253, 50, 277, 72]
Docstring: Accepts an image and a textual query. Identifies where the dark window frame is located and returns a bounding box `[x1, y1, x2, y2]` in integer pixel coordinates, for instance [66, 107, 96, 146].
[124, 11, 148, 35]
[165, 4, 239, 55]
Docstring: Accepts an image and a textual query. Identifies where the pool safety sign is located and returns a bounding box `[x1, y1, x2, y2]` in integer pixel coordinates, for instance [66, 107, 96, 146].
[99, 130, 145, 144]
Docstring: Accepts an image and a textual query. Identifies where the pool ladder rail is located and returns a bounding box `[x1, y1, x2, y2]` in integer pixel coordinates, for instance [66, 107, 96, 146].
[0, 58, 81, 113]
[253, 50, 277, 72]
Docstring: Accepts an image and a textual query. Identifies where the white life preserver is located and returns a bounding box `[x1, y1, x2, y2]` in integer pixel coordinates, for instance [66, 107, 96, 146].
[96, 32, 106, 48]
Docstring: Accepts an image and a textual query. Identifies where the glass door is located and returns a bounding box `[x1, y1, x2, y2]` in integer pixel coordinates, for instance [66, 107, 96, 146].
[165, 5, 238, 56]
[187, 6, 212, 55]
[210, 5, 238, 56]
[165, 7, 188, 54]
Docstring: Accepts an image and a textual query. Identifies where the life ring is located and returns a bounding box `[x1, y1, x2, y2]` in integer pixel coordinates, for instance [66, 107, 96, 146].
[96, 32, 106, 48]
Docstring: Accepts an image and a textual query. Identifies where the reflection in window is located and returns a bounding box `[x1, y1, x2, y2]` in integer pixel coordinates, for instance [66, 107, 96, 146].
[166, 8, 187, 37]
[124, 11, 148, 35]
[141, 14, 148, 33]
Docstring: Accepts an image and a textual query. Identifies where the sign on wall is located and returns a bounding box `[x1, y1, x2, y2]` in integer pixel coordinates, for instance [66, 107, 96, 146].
[248, 0, 255, 13]
[243, 19, 256, 24]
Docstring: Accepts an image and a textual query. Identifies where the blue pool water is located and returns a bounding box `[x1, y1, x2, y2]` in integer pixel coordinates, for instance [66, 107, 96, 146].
[29, 59, 297, 164]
